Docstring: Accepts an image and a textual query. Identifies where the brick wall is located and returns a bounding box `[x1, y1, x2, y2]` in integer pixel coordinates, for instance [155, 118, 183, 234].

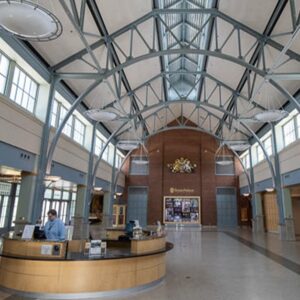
[123, 129, 243, 225]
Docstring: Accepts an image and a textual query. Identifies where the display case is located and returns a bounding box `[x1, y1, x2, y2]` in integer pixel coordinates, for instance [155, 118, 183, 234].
[163, 196, 201, 224]
[112, 204, 126, 227]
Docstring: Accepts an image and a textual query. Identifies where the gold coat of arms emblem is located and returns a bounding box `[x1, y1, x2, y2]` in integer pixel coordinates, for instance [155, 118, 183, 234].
[167, 157, 197, 173]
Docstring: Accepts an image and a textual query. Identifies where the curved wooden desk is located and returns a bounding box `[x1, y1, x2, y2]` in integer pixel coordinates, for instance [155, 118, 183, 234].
[0, 235, 172, 298]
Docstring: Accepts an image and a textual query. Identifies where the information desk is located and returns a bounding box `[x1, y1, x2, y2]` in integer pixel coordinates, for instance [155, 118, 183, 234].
[0, 235, 172, 298]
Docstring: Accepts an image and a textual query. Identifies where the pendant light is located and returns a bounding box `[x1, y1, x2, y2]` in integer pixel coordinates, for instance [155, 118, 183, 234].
[0, 0, 62, 41]
[117, 140, 140, 151]
[225, 141, 250, 152]
[133, 143, 148, 165]
[84, 108, 118, 122]
[253, 80, 288, 122]
[215, 142, 233, 165]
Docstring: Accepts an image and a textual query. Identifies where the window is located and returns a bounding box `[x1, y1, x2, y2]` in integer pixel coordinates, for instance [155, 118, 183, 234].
[9, 66, 38, 113]
[297, 114, 300, 138]
[256, 145, 264, 162]
[11, 184, 20, 227]
[41, 188, 74, 225]
[103, 144, 109, 161]
[116, 154, 123, 169]
[51, 99, 86, 146]
[73, 118, 85, 145]
[0, 182, 12, 228]
[69, 192, 77, 219]
[282, 119, 296, 146]
[51, 99, 59, 127]
[263, 136, 272, 156]
[59, 105, 73, 137]
[0, 52, 9, 94]
[215, 156, 235, 175]
[241, 152, 250, 169]
[108, 145, 115, 165]
[95, 136, 104, 156]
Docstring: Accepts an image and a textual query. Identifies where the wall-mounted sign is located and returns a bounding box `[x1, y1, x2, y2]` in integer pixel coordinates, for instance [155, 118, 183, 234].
[164, 196, 201, 224]
[170, 187, 195, 194]
[167, 157, 197, 173]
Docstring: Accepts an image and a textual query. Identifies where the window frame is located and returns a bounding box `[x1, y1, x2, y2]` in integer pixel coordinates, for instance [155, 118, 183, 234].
[262, 135, 272, 157]
[42, 188, 75, 225]
[9, 64, 39, 114]
[0, 50, 10, 95]
[282, 118, 296, 147]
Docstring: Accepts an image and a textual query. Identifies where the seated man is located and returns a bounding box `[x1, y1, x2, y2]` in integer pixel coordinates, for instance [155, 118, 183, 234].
[44, 209, 65, 241]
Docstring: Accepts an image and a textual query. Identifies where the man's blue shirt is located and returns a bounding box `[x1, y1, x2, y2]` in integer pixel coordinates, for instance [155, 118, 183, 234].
[44, 218, 65, 241]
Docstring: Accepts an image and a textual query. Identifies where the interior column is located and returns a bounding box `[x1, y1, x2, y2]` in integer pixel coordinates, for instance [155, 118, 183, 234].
[282, 188, 296, 240]
[72, 184, 89, 239]
[14, 171, 37, 233]
[252, 192, 264, 233]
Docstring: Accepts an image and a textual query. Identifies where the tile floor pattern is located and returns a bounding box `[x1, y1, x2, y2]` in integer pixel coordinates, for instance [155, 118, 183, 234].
[0, 229, 299, 300]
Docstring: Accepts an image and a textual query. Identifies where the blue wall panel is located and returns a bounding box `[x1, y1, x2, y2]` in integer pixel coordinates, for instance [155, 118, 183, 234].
[0, 141, 36, 172]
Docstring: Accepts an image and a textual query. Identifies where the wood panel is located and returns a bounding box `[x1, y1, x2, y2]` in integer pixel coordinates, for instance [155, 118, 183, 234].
[0, 253, 166, 294]
[131, 236, 166, 254]
[263, 192, 279, 232]
[292, 196, 300, 235]
[2, 239, 66, 259]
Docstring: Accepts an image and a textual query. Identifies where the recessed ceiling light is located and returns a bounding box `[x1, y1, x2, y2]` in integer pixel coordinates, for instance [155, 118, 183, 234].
[44, 175, 61, 182]
[93, 187, 103, 192]
[265, 188, 274, 192]
[0, 0, 62, 41]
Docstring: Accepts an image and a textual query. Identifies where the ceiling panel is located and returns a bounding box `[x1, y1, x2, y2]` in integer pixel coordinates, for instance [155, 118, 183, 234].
[97, 0, 152, 33]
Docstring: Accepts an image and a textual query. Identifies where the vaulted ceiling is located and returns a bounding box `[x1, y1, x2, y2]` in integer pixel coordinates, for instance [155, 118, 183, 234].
[25, 0, 300, 143]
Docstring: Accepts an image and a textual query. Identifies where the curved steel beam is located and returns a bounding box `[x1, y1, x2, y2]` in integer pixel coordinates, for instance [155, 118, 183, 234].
[57, 49, 299, 114]
[231, 148, 252, 194]
[46, 78, 102, 174]
[114, 100, 250, 139]
[58, 49, 268, 79]
[240, 121, 276, 187]
[91, 123, 127, 186]
[112, 127, 252, 194]
[52, 8, 300, 71]
[112, 148, 135, 193]
[101, 71, 266, 112]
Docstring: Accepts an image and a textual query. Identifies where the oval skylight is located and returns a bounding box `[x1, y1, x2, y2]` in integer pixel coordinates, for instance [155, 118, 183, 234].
[117, 141, 140, 151]
[254, 110, 289, 122]
[0, 0, 62, 41]
[84, 109, 118, 122]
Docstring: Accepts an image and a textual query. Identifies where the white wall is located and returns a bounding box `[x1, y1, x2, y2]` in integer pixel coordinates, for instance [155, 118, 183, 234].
[239, 140, 300, 188]
[0, 94, 125, 187]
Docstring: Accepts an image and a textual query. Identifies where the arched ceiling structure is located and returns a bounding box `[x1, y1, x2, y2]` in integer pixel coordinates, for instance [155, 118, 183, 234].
[20, 0, 300, 145]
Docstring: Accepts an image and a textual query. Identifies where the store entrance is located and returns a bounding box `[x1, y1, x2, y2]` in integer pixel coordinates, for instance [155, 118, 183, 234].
[127, 187, 148, 227]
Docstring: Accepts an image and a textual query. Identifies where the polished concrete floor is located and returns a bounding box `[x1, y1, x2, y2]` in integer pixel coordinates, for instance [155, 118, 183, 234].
[0, 228, 299, 300]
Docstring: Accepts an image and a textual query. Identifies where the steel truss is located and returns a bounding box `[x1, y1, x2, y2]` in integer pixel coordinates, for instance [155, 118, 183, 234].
[11, 1, 298, 223]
